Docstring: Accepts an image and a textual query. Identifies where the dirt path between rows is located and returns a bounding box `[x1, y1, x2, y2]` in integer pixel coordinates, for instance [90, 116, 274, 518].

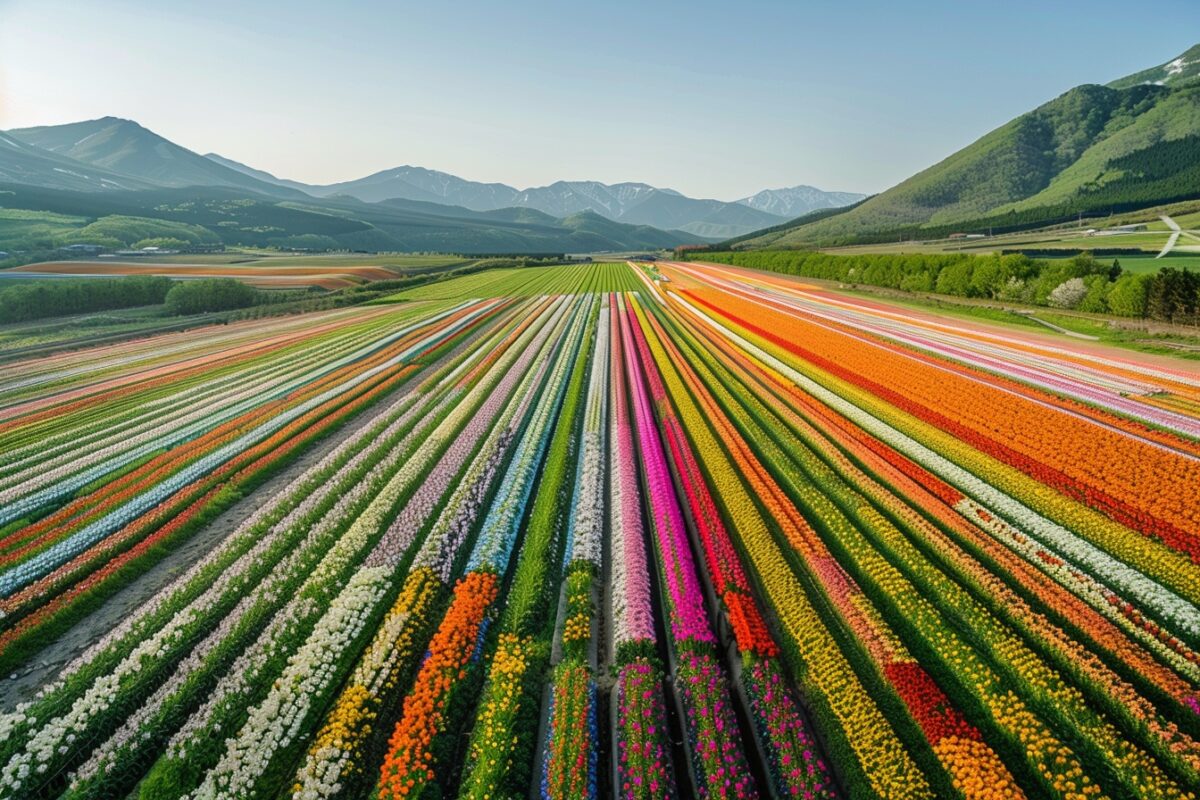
[0, 405, 387, 712]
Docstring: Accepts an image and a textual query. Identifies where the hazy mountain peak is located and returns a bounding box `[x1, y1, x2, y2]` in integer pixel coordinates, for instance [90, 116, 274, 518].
[737, 185, 868, 218]
[2, 117, 860, 239]
[6, 118, 295, 196]
[0, 126, 158, 192]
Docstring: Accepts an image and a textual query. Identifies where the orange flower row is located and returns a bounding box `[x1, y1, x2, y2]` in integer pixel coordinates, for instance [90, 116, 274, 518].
[377, 570, 499, 800]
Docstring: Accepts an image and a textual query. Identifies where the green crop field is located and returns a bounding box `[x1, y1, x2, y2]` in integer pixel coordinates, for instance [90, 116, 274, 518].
[378, 262, 643, 301]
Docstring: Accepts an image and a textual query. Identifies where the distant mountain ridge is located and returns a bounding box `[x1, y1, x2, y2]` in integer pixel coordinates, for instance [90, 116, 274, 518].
[733, 42, 1200, 249]
[737, 186, 867, 218]
[0, 116, 862, 250]
[0, 131, 158, 192]
[207, 157, 864, 237]
[0, 116, 862, 239]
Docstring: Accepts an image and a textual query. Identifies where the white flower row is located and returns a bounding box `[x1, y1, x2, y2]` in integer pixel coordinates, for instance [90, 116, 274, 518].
[564, 298, 609, 569]
[0, 301, 476, 529]
[0, 305, 365, 396]
[0, 324, 362, 486]
[0, 302, 486, 596]
[0, 328, 451, 794]
[3, 387, 432, 797]
[956, 497, 1200, 683]
[191, 568, 391, 800]
[0, 319, 372, 479]
[159, 387, 459, 770]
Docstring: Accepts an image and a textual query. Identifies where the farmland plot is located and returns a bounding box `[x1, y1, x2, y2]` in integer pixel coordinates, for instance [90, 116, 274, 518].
[0, 261, 1198, 800]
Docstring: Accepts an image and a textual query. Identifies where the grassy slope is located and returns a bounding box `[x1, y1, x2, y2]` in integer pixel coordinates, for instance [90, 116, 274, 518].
[995, 87, 1200, 213]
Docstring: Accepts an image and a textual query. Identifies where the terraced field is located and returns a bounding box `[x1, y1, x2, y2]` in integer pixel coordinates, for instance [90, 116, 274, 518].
[1, 260, 1198, 800]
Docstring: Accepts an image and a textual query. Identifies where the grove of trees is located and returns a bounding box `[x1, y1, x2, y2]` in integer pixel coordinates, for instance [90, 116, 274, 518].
[0, 275, 173, 324]
[696, 250, 1200, 323]
[164, 278, 261, 315]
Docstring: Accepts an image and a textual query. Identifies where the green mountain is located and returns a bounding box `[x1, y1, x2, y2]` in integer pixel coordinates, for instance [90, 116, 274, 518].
[0, 119, 703, 254]
[735, 44, 1200, 249]
[6, 118, 299, 197]
[0, 183, 702, 255]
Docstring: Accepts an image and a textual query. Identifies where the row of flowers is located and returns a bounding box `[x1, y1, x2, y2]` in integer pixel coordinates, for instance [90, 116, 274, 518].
[607, 295, 677, 800]
[137, 306, 525, 800]
[678, 283, 1200, 715]
[673, 289, 1200, 651]
[681, 285, 1200, 638]
[619, 298, 754, 798]
[654, 289, 946, 799]
[679, 268, 1200, 547]
[540, 297, 609, 800]
[457, 297, 597, 799]
[0, 302, 474, 531]
[180, 301, 564, 800]
[71, 372, 467, 800]
[0, 303, 488, 601]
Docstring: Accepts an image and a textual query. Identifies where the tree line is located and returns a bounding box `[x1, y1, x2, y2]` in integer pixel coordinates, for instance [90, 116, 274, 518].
[693, 251, 1200, 323]
[0, 276, 174, 324]
[0, 275, 272, 324]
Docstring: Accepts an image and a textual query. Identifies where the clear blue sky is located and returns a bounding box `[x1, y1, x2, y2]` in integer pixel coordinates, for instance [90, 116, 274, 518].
[1, 0, 1197, 199]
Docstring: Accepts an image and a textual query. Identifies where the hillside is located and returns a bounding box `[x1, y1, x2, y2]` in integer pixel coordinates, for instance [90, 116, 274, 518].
[734, 44, 1200, 249]
[311, 165, 519, 209]
[202, 153, 315, 194]
[1, 118, 860, 238]
[210, 156, 817, 237]
[1, 117, 857, 245]
[7, 118, 298, 196]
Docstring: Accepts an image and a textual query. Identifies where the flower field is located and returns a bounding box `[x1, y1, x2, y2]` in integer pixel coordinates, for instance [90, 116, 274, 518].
[1, 259, 1198, 800]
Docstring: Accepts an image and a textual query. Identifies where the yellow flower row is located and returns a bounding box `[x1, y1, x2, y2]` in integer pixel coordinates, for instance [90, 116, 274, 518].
[459, 633, 533, 797]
